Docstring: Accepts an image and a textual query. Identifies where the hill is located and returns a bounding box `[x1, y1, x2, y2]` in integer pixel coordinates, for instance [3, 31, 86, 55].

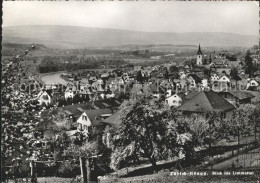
[2, 25, 258, 49]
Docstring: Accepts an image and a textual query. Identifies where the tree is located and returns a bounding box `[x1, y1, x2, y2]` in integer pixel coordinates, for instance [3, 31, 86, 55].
[203, 58, 208, 65]
[244, 50, 257, 78]
[209, 55, 212, 64]
[203, 68, 211, 80]
[184, 113, 229, 148]
[164, 69, 169, 79]
[136, 70, 143, 84]
[227, 104, 257, 145]
[230, 67, 238, 78]
[109, 98, 195, 172]
[226, 54, 237, 61]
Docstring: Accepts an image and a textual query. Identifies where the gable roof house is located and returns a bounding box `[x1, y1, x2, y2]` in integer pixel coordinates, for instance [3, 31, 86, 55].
[218, 90, 255, 106]
[165, 93, 185, 108]
[37, 89, 53, 106]
[246, 79, 259, 91]
[178, 90, 235, 118]
[76, 109, 112, 134]
[186, 74, 202, 89]
[65, 83, 78, 100]
[218, 75, 230, 83]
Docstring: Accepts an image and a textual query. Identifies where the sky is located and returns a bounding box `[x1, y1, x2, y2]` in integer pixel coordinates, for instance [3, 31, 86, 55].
[3, 1, 259, 36]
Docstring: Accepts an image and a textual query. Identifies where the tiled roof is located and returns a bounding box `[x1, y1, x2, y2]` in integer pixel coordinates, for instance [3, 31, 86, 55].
[219, 90, 255, 100]
[179, 90, 235, 113]
[184, 91, 199, 101]
[77, 109, 112, 126]
[102, 109, 123, 126]
[41, 98, 122, 118]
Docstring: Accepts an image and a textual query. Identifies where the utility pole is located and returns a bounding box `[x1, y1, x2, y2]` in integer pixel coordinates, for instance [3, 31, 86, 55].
[30, 160, 37, 183]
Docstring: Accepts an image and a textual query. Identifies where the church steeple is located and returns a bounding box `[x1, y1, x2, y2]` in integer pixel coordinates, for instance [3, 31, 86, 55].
[196, 44, 203, 66]
[197, 44, 202, 55]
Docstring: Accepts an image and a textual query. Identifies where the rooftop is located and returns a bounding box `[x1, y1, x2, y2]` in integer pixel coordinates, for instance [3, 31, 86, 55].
[179, 90, 235, 113]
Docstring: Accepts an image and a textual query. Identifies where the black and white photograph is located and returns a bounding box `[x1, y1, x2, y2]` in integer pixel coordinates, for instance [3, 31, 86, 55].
[1, 1, 260, 183]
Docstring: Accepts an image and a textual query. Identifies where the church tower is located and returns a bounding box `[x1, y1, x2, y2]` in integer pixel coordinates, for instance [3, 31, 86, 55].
[196, 44, 203, 66]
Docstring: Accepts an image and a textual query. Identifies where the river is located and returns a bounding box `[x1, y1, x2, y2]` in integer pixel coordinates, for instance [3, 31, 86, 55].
[40, 72, 68, 85]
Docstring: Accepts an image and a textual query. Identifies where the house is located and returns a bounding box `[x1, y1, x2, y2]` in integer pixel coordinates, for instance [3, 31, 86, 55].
[184, 65, 190, 71]
[218, 75, 230, 84]
[88, 76, 98, 84]
[179, 70, 186, 79]
[187, 74, 202, 88]
[216, 68, 231, 76]
[37, 90, 53, 106]
[101, 72, 110, 79]
[246, 79, 259, 90]
[165, 89, 174, 98]
[178, 90, 235, 118]
[78, 85, 92, 100]
[65, 84, 78, 100]
[149, 83, 161, 99]
[201, 78, 208, 89]
[92, 78, 104, 87]
[76, 109, 112, 133]
[211, 73, 220, 83]
[165, 93, 184, 108]
[218, 90, 255, 105]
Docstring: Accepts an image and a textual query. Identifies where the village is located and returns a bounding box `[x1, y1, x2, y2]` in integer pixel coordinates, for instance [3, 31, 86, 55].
[2, 42, 260, 182]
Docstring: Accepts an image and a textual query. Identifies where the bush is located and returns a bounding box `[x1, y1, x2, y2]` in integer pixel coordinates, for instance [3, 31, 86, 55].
[57, 161, 80, 178]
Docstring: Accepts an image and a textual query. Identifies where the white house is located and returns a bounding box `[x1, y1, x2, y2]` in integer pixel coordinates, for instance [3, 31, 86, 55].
[166, 89, 173, 98]
[211, 73, 219, 83]
[165, 94, 183, 107]
[65, 90, 75, 100]
[65, 84, 77, 100]
[179, 70, 186, 79]
[77, 112, 92, 133]
[218, 75, 230, 83]
[76, 109, 112, 133]
[37, 90, 52, 106]
[187, 75, 196, 88]
[201, 79, 208, 88]
[246, 79, 259, 89]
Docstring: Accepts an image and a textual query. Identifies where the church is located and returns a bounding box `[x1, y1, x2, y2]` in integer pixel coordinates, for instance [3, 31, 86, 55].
[196, 44, 203, 65]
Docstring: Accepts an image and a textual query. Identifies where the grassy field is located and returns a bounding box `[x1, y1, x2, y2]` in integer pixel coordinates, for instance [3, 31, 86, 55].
[210, 148, 260, 170]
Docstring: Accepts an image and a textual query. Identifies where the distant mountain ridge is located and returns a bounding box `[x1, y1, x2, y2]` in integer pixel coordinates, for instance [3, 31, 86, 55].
[2, 25, 258, 49]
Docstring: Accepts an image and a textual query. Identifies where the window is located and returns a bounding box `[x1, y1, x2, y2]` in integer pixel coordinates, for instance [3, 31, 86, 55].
[42, 95, 49, 100]
[82, 115, 87, 120]
[78, 123, 82, 130]
[84, 125, 88, 131]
